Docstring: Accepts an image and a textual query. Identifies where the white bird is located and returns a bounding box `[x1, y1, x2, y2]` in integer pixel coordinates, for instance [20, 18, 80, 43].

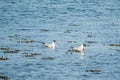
[41, 40, 56, 49]
[72, 43, 85, 52]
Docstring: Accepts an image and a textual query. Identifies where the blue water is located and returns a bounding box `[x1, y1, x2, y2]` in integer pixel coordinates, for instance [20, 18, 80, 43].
[0, 0, 120, 80]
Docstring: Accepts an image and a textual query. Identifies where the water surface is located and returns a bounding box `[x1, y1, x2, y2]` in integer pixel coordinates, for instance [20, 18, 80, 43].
[0, 0, 120, 80]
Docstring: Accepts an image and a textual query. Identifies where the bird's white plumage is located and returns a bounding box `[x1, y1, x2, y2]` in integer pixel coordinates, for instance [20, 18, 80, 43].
[43, 40, 56, 49]
[73, 43, 84, 52]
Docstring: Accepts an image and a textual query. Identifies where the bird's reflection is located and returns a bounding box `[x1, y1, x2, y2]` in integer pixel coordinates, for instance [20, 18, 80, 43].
[79, 51, 84, 60]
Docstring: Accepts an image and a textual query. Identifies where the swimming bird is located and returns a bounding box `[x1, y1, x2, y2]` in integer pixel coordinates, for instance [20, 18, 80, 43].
[41, 40, 56, 49]
[72, 43, 85, 52]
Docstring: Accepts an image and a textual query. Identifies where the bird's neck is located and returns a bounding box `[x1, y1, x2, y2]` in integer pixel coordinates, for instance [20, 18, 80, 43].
[52, 42, 55, 45]
[81, 44, 84, 49]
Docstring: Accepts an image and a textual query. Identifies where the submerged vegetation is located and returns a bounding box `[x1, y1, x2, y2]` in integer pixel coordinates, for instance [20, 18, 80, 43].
[3, 48, 20, 54]
[67, 40, 76, 43]
[16, 38, 35, 43]
[0, 56, 8, 60]
[109, 44, 120, 47]
[0, 75, 9, 80]
[23, 53, 41, 57]
[85, 41, 96, 43]
[0, 48, 9, 51]
[8, 34, 35, 43]
[64, 30, 72, 33]
[0, 47, 20, 54]
[41, 57, 55, 60]
[85, 69, 101, 73]
[69, 23, 79, 26]
[87, 35, 93, 37]
[40, 29, 49, 32]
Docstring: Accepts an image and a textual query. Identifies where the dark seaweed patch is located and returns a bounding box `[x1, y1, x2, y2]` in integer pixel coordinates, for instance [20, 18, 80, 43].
[67, 40, 76, 43]
[109, 44, 120, 47]
[0, 75, 9, 80]
[17, 39, 35, 43]
[0, 56, 8, 60]
[64, 30, 72, 33]
[40, 29, 49, 32]
[85, 69, 101, 73]
[3, 49, 19, 54]
[0, 47, 20, 54]
[0, 48, 9, 51]
[41, 57, 55, 60]
[69, 23, 79, 26]
[85, 41, 96, 43]
[23, 53, 41, 57]
[8, 34, 20, 38]
[9, 34, 35, 43]
[87, 35, 93, 37]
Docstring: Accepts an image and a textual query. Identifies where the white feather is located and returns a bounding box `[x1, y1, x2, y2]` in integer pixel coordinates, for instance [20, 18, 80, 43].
[43, 40, 56, 49]
[73, 43, 84, 52]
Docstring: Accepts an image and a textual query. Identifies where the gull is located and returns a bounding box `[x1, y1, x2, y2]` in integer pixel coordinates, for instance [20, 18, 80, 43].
[41, 40, 56, 49]
[72, 43, 85, 52]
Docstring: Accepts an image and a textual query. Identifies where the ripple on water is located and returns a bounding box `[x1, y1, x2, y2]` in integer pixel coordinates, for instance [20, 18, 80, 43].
[0, 0, 120, 80]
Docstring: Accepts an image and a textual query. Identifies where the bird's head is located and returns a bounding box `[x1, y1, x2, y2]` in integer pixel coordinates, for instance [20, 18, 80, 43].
[53, 40, 56, 42]
[82, 43, 86, 46]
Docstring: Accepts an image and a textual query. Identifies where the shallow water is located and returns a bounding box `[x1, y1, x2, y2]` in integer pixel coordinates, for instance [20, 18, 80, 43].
[0, 0, 120, 80]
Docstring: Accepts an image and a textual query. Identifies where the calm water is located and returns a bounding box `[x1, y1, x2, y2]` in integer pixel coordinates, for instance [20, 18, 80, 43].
[0, 0, 120, 80]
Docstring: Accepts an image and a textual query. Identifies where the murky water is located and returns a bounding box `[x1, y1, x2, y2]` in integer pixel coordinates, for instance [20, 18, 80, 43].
[0, 0, 120, 80]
